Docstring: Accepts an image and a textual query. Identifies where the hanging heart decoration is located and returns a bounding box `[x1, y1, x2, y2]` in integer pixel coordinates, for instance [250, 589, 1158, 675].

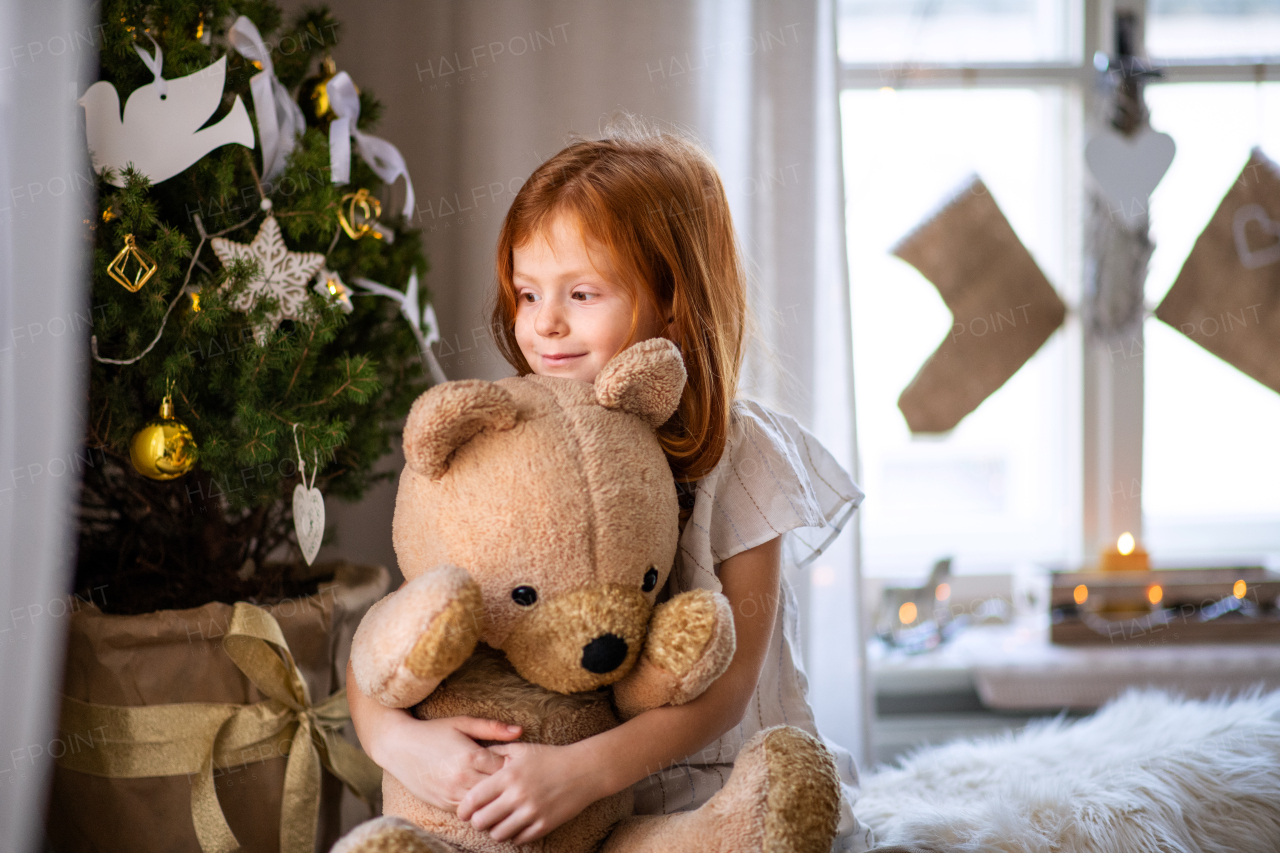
[291, 424, 325, 566]
[292, 482, 324, 566]
[1084, 125, 1176, 229]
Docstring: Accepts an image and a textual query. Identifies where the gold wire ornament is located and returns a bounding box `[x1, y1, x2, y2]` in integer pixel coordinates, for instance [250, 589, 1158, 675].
[107, 234, 158, 292]
[337, 189, 383, 240]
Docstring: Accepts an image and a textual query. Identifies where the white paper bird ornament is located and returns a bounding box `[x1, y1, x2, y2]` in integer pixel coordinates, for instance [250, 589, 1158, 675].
[79, 38, 256, 187]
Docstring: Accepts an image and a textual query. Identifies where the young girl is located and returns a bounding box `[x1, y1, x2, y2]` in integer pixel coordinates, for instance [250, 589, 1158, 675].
[347, 125, 874, 853]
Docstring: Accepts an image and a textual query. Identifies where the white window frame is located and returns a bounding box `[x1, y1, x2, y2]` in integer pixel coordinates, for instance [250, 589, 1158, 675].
[839, 0, 1280, 563]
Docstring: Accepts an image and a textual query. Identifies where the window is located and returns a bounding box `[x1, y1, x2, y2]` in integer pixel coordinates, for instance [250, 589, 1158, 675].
[840, 0, 1280, 581]
[842, 87, 1080, 578]
[837, 0, 1080, 64]
[1147, 0, 1280, 60]
[1143, 81, 1280, 561]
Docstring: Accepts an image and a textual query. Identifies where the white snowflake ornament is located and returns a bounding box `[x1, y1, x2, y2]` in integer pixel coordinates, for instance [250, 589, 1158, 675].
[211, 215, 325, 344]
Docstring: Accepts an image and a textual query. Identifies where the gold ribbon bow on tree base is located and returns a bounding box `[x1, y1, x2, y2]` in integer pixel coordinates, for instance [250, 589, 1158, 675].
[57, 602, 382, 853]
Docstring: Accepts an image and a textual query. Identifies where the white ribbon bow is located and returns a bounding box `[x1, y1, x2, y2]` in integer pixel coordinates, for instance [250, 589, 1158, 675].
[326, 71, 415, 218]
[132, 34, 167, 99]
[229, 16, 305, 183]
[353, 272, 445, 384]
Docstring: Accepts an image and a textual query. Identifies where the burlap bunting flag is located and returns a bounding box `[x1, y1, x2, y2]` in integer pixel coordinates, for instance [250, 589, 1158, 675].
[1155, 147, 1280, 394]
[893, 176, 1067, 433]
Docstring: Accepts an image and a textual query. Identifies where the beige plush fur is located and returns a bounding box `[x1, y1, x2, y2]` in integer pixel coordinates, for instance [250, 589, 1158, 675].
[341, 339, 841, 853]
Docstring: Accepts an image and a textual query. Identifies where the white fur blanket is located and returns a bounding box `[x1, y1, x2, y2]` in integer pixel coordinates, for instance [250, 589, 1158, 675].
[856, 689, 1280, 853]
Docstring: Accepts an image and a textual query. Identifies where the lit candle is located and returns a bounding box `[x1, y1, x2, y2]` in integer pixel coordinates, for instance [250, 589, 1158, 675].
[1099, 531, 1150, 572]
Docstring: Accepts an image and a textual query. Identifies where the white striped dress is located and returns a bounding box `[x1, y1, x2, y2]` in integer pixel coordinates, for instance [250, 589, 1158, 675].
[628, 399, 874, 853]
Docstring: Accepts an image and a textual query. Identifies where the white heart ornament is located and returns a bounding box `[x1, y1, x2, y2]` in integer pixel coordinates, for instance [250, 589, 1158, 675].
[1085, 126, 1176, 228]
[292, 482, 325, 566]
[1232, 203, 1280, 270]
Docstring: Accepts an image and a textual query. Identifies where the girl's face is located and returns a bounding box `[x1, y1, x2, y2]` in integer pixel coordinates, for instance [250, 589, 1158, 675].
[513, 213, 668, 383]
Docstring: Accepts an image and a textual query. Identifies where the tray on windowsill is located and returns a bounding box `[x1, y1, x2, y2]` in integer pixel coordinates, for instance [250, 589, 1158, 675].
[1049, 567, 1280, 646]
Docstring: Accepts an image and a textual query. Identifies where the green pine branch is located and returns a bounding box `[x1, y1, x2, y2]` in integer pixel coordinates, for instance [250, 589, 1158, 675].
[77, 1, 432, 612]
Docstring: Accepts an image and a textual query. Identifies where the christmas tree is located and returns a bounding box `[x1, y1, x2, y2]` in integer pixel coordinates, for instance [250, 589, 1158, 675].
[77, 1, 431, 613]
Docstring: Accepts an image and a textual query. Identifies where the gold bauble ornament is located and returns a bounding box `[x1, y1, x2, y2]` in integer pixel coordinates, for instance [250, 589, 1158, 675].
[298, 55, 357, 127]
[130, 394, 198, 480]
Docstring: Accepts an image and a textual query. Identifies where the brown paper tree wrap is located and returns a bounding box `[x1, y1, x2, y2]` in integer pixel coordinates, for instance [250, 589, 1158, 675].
[893, 177, 1067, 433]
[49, 563, 388, 853]
[1155, 148, 1280, 394]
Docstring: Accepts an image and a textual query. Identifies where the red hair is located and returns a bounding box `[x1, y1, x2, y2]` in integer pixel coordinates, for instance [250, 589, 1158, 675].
[492, 124, 746, 482]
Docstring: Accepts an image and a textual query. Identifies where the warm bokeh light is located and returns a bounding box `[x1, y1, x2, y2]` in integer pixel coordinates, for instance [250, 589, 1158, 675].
[1073, 584, 1088, 605]
[1117, 532, 1135, 556]
[1234, 579, 1247, 599]
[189, 292, 201, 312]
[935, 583, 951, 602]
[899, 601, 918, 623]
[1147, 584, 1163, 605]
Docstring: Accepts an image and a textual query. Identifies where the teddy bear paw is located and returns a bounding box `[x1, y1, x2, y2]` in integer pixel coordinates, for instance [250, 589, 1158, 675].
[351, 565, 486, 708]
[756, 726, 841, 853]
[331, 816, 459, 853]
[713, 726, 841, 853]
[613, 589, 735, 717]
[647, 588, 736, 701]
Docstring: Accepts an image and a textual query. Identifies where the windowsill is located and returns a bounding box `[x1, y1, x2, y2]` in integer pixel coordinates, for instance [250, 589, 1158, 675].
[867, 609, 1280, 765]
[870, 616, 1280, 713]
[868, 614, 1065, 767]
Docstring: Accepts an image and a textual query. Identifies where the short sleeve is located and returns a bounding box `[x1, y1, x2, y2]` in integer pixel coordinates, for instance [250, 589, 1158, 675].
[672, 399, 864, 594]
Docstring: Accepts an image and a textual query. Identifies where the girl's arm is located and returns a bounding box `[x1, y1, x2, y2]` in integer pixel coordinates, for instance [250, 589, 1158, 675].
[457, 535, 783, 845]
[346, 656, 524, 812]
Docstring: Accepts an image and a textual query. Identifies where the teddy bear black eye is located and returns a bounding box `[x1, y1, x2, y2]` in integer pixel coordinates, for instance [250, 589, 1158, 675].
[642, 567, 659, 593]
[511, 586, 538, 606]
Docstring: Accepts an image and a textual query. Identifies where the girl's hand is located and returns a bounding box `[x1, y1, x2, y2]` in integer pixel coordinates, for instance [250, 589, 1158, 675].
[347, 645, 524, 814]
[457, 741, 603, 845]
[371, 713, 525, 812]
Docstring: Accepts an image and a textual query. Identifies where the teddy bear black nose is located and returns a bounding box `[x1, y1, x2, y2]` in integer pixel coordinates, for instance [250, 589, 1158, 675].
[581, 633, 628, 674]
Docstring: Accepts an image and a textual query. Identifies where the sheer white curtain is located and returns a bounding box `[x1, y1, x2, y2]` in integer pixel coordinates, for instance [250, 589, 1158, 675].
[692, 0, 869, 764]
[309, 0, 870, 765]
[0, 1, 93, 851]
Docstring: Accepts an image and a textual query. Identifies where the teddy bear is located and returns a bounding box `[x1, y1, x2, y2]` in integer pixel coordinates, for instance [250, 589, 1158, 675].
[336, 338, 841, 853]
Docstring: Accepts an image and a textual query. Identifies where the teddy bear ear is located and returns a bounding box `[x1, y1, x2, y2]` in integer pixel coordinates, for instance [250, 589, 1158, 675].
[403, 380, 518, 479]
[594, 338, 687, 428]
